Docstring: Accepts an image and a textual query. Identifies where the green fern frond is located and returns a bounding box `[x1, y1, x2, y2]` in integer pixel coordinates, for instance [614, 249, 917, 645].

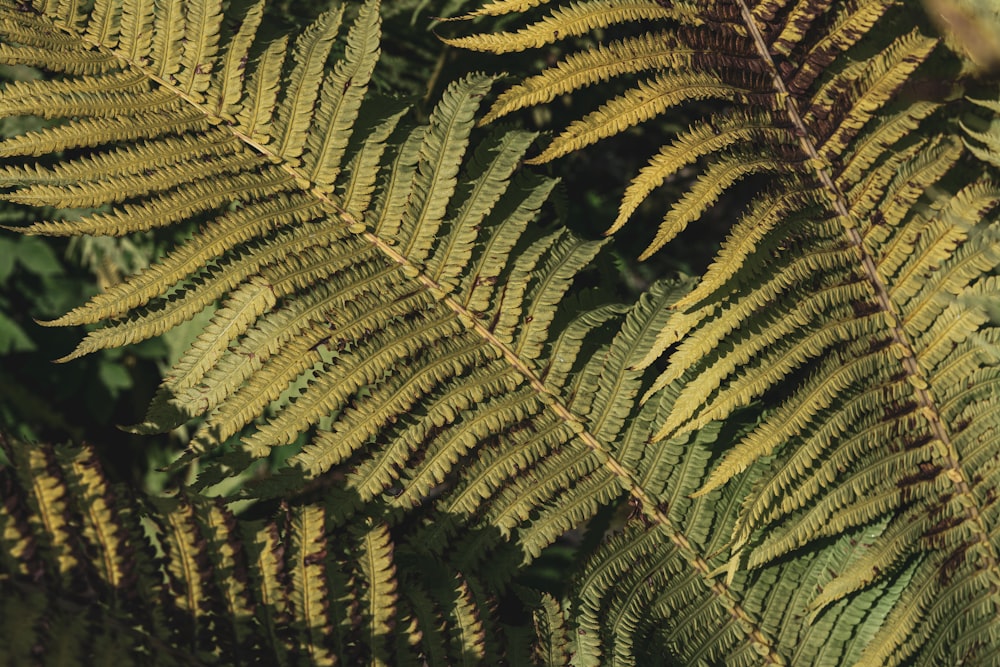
[0, 1, 799, 662]
[453, 0, 1000, 663]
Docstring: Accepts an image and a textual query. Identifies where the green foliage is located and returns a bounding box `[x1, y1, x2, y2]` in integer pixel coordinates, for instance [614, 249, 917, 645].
[1, 0, 1000, 665]
[0, 436, 512, 665]
[449, 0, 1000, 663]
[0, 211, 162, 446]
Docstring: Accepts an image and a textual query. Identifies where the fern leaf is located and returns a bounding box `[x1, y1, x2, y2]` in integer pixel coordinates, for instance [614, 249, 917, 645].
[448, 575, 488, 663]
[150, 0, 185, 81]
[479, 30, 750, 125]
[178, 0, 223, 96]
[443, 0, 682, 53]
[303, 0, 381, 191]
[611, 113, 793, 235]
[359, 521, 398, 666]
[57, 444, 129, 589]
[400, 74, 496, 262]
[118, 0, 155, 63]
[0, 104, 209, 159]
[667, 186, 819, 314]
[454, 0, 554, 19]
[13, 444, 79, 579]
[210, 0, 264, 120]
[508, 230, 605, 359]
[86, 0, 121, 47]
[0, 68, 148, 116]
[161, 276, 277, 397]
[646, 153, 791, 257]
[45, 195, 316, 334]
[337, 106, 408, 211]
[0, 40, 117, 73]
[787, 0, 897, 95]
[527, 72, 754, 165]
[820, 33, 936, 150]
[426, 129, 537, 287]
[10, 0, 1000, 663]
[0, 130, 242, 186]
[288, 503, 334, 665]
[7, 151, 260, 208]
[962, 120, 1000, 168]
[454, 0, 1000, 663]
[235, 33, 288, 143]
[271, 8, 343, 164]
[248, 516, 291, 662]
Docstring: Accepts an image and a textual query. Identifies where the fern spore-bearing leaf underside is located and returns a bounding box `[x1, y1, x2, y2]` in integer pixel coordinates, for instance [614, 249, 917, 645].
[448, 0, 1000, 665]
[2, 0, 1000, 664]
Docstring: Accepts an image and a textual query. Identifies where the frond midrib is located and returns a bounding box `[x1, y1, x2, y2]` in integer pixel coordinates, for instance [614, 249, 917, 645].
[731, 0, 1000, 584]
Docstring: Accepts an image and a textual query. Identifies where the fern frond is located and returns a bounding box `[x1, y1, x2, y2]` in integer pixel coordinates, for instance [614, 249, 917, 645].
[526, 71, 760, 165]
[963, 96, 1000, 168]
[478, 29, 763, 125]
[303, 0, 381, 191]
[210, 0, 264, 120]
[287, 502, 334, 665]
[611, 112, 793, 234]
[453, 0, 553, 20]
[235, 32, 289, 143]
[358, 521, 397, 665]
[270, 7, 344, 165]
[8, 0, 1000, 663]
[444, 0, 683, 53]
[2, 1, 798, 662]
[0, 439, 512, 663]
[56, 444, 129, 589]
[455, 0, 1000, 663]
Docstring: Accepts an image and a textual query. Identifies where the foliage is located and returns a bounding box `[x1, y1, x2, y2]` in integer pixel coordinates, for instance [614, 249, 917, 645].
[1, 0, 1000, 665]
[0, 60, 208, 456]
[1, 435, 534, 665]
[0, 200, 168, 449]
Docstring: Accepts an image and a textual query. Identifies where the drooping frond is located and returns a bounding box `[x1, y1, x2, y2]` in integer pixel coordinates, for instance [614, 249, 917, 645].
[529, 454, 914, 666]
[449, 0, 950, 256]
[451, 0, 1000, 664]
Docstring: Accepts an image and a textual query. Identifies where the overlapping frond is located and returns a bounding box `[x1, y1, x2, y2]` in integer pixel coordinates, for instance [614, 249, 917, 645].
[532, 468, 912, 666]
[452, 0, 1000, 663]
[6, 0, 1000, 663]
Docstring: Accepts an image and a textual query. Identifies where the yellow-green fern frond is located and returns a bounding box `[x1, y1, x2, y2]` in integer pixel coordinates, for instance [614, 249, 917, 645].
[453, 0, 1000, 664]
[443, 0, 688, 54]
[450, 0, 961, 255]
[1, 1, 796, 662]
[963, 95, 1000, 167]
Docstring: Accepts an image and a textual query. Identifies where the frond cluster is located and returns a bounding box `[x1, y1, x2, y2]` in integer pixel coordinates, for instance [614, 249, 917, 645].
[2, 0, 1000, 664]
[0, 436, 511, 664]
[0, 1, 793, 663]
